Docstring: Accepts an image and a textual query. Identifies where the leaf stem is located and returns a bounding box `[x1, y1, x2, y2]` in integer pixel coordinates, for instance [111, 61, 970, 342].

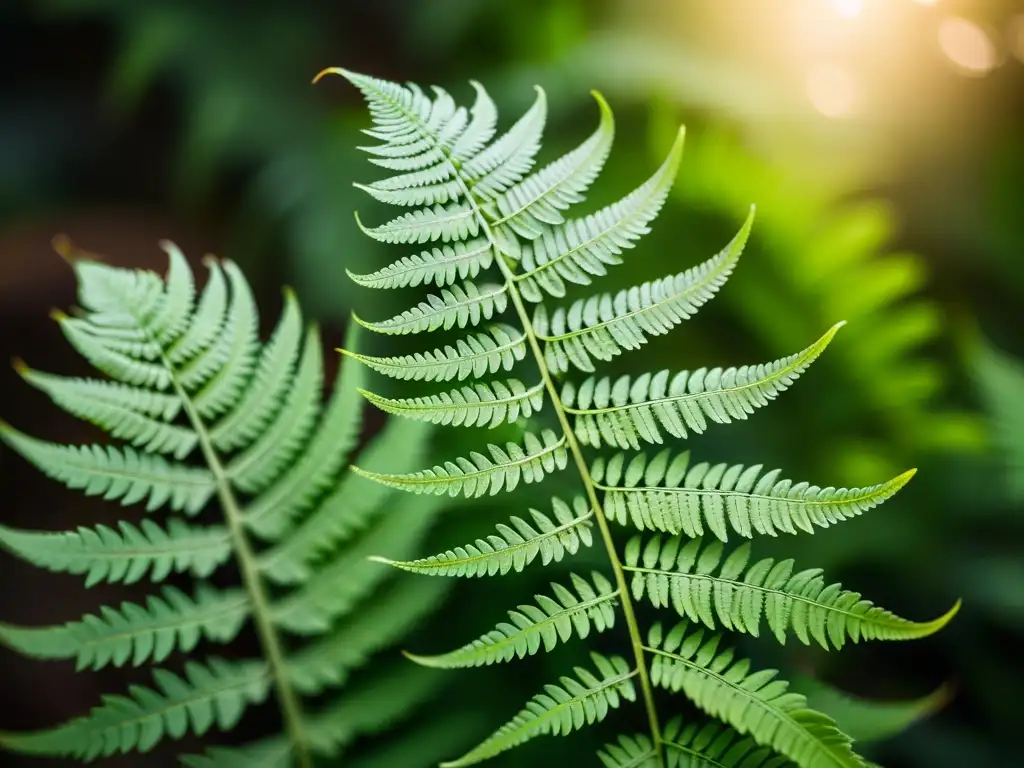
[459, 186, 665, 764]
[166, 365, 312, 768]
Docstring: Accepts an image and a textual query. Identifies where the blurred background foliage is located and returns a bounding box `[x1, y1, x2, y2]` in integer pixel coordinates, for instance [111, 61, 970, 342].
[1, 0, 1021, 766]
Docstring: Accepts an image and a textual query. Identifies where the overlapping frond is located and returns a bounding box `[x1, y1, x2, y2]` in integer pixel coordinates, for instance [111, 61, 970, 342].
[626, 536, 959, 649]
[0, 659, 270, 761]
[562, 323, 845, 450]
[532, 205, 753, 375]
[406, 572, 617, 668]
[441, 653, 636, 767]
[374, 495, 594, 577]
[331, 66, 957, 768]
[341, 324, 527, 383]
[0, 244, 453, 765]
[0, 518, 231, 586]
[645, 622, 862, 767]
[361, 377, 544, 428]
[601, 717, 793, 768]
[592, 448, 916, 541]
[0, 585, 248, 670]
[353, 429, 568, 498]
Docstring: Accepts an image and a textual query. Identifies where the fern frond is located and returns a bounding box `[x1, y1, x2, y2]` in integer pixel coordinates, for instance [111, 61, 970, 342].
[492, 90, 614, 240]
[356, 201, 478, 245]
[592, 448, 916, 541]
[303, 664, 447, 759]
[0, 585, 248, 670]
[340, 323, 527, 382]
[180, 738, 291, 768]
[353, 429, 568, 497]
[0, 518, 231, 586]
[16, 363, 195, 457]
[328, 67, 957, 768]
[286, 576, 450, 695]
[0, 423, 214, 513]
[645, 622, 861, 767]
[361, 378, 544, 428]
[373, 494, 594, 577]
[626, 537, 960, 649]
[598, 732, 659, 768]
[406, 572, 617, 668]
[441, 653, 636, 767]
[347, 238, 493, 289]
[0, 658, 269, 760]
[267, 493, 442, 635]
[533, 206, 753, 373]
[241, 322, 367, 542]
[563, 323, 844, 449]
[599, 718, 792, 768]
[354, 281, 508, 335]
[257, 417, 433, 584]
[513, 126, 684, 303]
[1, 243, 453, 766]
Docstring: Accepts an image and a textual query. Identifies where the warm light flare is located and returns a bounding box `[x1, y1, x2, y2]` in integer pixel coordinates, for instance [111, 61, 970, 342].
[806, 63, 859, 118]
[938, 17, 999, 75]
[834, 0, 863, 19]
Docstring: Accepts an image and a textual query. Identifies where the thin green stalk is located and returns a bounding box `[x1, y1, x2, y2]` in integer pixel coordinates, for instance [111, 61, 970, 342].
[166, 365, 312, 768]
[456, 182, 665, 765]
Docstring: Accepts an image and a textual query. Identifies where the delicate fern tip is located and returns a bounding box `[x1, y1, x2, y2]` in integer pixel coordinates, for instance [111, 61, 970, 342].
[48, 308, 68, 322]
[51, 234, 80, 264]
[927, 599, 962, 634]
[311, 66, 344, 85]
[366, 555, 395, 566]
[10, 357, 27, 376]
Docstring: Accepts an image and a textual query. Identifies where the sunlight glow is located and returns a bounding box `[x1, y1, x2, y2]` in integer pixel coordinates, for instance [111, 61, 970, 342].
[834, 0, 863, 19]
[806, 64, 859, 117]
[938, 17, 998, 75]
[913, 0, 938, 6]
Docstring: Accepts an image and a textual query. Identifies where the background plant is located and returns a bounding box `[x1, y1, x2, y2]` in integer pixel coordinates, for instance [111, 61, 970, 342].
[0, 244, 480, 766]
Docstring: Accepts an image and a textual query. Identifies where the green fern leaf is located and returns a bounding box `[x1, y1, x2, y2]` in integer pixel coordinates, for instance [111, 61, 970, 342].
[441, 653, 636, 767]
[592, 448, 916, 541]
[645, 622, 862, 767]
[373, 495, 594, 577]
[0, 518, 231, 586]
[354, 281, 508, 335]
[353, 429, 568, 497]
[0, 658, 269, 760]
[340, 323, 527, 382]
[598, 732, 660, 768]
[286, 576, 451, 694]
[180, 738, 291, 768]
[302, 664, 447, 759]
[0, 585, 248, 670]
[1, 244, 453, 766]
[626, 536, 960, 649]
[533, 205, 753, 373]
[347, 238, 493, 289]
[257, 416, 433, 584]
[491, 91, 614, 241]
[15, 363, 195, 458]
[513, 123, 682, 303]
[329, 67, 957, 768]
[0, 423, 214, 513]
[406, 572, 617, 668]
[361, 378, 544, 428]
[563, 322, 844, 449]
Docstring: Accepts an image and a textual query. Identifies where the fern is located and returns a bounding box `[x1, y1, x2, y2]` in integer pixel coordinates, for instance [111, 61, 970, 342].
[0, 242, 454, 766]
[329, 67, 960, 767]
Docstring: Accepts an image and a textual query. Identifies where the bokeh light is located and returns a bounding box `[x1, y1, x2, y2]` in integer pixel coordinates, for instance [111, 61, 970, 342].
[938, 17, 999, 75]
[806, 63, 859, 117]
[833, 0, 863, 19]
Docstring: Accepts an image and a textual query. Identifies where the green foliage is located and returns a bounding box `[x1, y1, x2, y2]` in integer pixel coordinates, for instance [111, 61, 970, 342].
[0, 243, 455, 765]
[334, 67, 959, 767]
